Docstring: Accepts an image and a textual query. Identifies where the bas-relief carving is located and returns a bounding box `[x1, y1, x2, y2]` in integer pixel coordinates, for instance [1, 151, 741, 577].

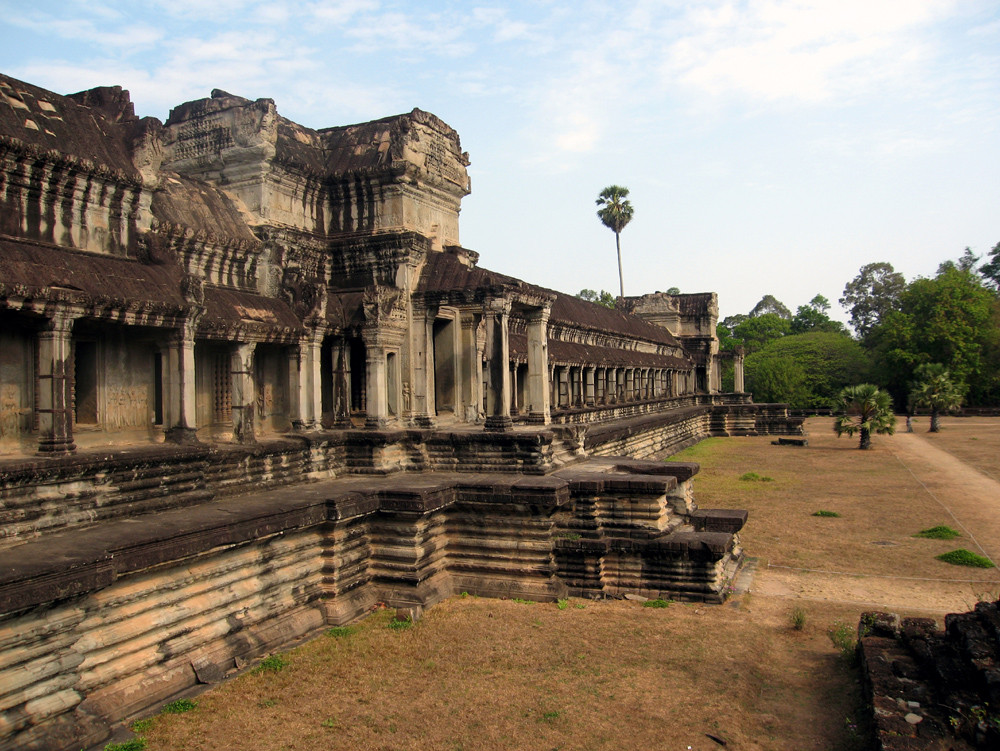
[104, 385, 150, 429]
[0, 384, 30, 439]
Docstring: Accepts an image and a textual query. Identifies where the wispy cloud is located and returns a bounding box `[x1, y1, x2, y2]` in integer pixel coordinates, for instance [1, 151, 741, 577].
[661, 0, 956, 103]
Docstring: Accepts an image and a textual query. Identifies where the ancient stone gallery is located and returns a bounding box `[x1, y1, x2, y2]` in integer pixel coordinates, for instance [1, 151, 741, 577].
[0, 73, 800, 750]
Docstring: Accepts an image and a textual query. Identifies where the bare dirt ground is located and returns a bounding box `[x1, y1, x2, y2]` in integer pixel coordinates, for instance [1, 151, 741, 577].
[129, 417, 1000, 751]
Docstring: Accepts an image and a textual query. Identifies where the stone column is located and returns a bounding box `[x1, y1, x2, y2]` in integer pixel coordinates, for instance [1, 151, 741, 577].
[288, 342, 307, 430]
[509, 363, 518, 415]
[526, 308, 550, 425]
[231, 342, 257, 443]
[557, 366, 569, 408]
[305, 333, 323, 428]
[460, 314, 483, 423]
[483, 300, 512, 432]
[36, 311, 77, 454]
[331, 339, 352, 427]
[584, 366, 596, 407]
[734, 346, 746, 393]
[364, 342, 388, 429]
[164, 319, 199, 444]
[411, 313, 435, 427]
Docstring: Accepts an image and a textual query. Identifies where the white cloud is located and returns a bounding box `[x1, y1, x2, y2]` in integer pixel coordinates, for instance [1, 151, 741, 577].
[661, 0, 957, 103]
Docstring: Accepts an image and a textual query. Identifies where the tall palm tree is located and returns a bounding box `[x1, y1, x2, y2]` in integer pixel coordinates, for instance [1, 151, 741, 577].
[909, 363, 964, 432]
[595, 185, 634, 298]
[834, 383, 896, 450]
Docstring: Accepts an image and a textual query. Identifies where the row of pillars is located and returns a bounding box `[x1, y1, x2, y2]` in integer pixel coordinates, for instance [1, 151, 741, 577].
[548, 365, 681, 410]
[34, 310, 333, 454]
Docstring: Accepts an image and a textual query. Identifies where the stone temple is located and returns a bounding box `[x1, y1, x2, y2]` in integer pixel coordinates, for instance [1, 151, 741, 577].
[0, 73, 801, 750]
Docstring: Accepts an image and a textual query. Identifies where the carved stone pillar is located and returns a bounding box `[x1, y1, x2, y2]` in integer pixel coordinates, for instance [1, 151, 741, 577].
[332, 338, 352, 427]
[483, 300, 512, 432]
[231, 342, 257, 443]
[36, 311, 77, 454]
[584, 366, 595, 407]
[164, 319, 199, 444]
[734, 346, 746, 393]
[526, 308, 550, 424]
[364, 343, 389, 429]
[557, 366, 569, 408]
[460, 314, 482, 423]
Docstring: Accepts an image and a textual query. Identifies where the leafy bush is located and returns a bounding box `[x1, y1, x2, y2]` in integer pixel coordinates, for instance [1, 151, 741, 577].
[812, 510, 840, 518]
[936, 549, 995, 568]
[642, 599, 671, 609]
[827, 621, 858, 663]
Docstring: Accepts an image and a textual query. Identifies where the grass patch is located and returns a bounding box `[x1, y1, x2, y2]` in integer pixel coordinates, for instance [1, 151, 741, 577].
[739, 472, 774, 482]
[827, 621, 858, 664]
[252, 654, 289, 673]
[642, 598, 671, 609]
[812, 510, 841, 518]
[915, 525, 961, 540]
[130, 718, 154, 733]
[936, 549, 995, 568]
[511, 598, 535, 605]
[161, 699, 196, 714]
[326, 625, 358, 638]
[387, 615, 413, 630]
[104, 740, 147, 751]
[556, 599, 569, 610]
[790, 607, 807, 631]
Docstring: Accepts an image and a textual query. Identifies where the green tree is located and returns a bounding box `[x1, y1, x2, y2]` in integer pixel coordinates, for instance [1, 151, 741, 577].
[745, 332, 869, 408]
[908, 363, 964, 432]
[744, 356, 807, 404]
[840, 262, 906, 340]
[978, 240, 1000, 291]
[938, 247, 979, 275]
[732, 313, 790, 353]
[868, 264, 996, 403]
[791, 294, 847, 335]
[576, 289, 616, 309]
[595, 185, 634, 298]
[834, 384, 896, 450]
[749, 294, 792, 319]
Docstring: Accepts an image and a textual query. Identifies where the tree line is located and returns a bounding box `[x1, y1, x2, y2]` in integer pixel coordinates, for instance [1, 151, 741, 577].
[718, 242, 1000, 412]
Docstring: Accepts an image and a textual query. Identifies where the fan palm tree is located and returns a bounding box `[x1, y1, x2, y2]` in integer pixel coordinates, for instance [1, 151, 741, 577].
[909, 364, 964, 432]
[834, 383, 896, 450]
[595, 185, 634, 298]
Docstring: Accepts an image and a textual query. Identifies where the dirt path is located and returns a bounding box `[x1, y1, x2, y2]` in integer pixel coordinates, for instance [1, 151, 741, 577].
[888, 431, 1000, 566]
[753, 430, 1000, 615]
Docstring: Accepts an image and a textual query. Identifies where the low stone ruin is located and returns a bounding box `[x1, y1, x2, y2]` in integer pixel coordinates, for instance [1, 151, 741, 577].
[859, 599, 1000, 750]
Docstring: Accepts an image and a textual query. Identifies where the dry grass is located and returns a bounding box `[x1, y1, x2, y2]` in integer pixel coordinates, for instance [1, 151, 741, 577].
[130, 417, 1000, 751]
[135, 599, 868, 751]
[677, 418, 1000, 582]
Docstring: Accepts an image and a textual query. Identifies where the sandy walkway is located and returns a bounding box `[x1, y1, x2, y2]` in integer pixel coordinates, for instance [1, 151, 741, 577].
[889, 431, 1000, 565]
[753, 431, 1000, 615]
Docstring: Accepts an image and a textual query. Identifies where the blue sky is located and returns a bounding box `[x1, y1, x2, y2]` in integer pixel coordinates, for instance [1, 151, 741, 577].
[2, 0, 998, 321]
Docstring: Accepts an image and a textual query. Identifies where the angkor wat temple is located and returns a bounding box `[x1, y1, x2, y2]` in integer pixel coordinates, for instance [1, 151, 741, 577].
[0, 73, 801, 750]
